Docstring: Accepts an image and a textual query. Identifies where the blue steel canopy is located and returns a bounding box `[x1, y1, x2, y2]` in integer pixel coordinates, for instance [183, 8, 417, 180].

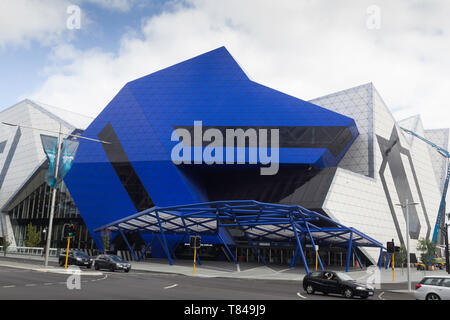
[94, 200, 384, 272]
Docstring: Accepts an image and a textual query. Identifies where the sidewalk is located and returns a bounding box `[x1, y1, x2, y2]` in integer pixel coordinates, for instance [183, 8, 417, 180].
[0, 254, 102, 276]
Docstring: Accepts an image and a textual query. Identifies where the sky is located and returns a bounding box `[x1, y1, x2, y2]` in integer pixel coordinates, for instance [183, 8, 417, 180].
[0, 0, 449, 133]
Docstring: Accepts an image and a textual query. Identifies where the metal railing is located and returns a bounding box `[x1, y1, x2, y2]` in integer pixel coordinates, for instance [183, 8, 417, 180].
[0, 246, 58, 257]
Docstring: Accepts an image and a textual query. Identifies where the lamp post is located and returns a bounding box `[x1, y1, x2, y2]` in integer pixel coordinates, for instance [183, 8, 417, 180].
[444, 213, 450, 274]
[396, 199, 419, 293]
[2, 122, 110, 268]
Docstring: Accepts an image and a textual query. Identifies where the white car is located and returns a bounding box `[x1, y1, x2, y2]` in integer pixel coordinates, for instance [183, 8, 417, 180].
[414, 276, 450, 300]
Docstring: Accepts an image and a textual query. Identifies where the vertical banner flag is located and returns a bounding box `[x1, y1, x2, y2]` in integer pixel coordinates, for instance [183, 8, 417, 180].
[40, 134, 58, 188]
[56, 138, 80, 186]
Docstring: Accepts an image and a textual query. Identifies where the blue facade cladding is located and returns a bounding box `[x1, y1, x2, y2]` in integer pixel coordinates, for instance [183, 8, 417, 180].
[64, 47, 358, 255]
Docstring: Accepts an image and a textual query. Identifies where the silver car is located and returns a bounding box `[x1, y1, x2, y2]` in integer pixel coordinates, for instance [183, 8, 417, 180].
[414, 276, 450, 300]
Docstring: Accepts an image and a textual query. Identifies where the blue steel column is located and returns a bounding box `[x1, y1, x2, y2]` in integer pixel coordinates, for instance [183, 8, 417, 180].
[137, 236, 155, 262]
[118, 228, 138, 261]
[291, 220, 309, 274]
[378, 248, 383, 269]
[385, 253, 390, 270]
[218, 234, 239, 265]
[155, 211, 174, 265]
[304, 222, 324, 270]
[345, 231, 353, 272]
[290, 246, 299, 268]
[238, 223, 267, 266]
[352, 247, 363, 269]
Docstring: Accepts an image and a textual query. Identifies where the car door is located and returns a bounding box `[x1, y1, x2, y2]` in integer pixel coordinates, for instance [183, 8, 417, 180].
[322, 272, 340, 294]
[307, 272, 324, 291]
[97, 255, 105, 268]
[439, 278, 450, 300]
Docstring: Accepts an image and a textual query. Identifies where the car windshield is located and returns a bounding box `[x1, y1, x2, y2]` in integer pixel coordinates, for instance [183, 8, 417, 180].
[109, 255, 124, 262]
[74, 251, 89, 258]
[336, 272, 354, 281]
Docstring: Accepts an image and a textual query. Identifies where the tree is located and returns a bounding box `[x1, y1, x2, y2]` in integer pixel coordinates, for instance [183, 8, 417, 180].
[1, 238, 11, 256]
[396, 244, 408, 268]
[25, 223, 41, 248]
[101, 232, 110, 254]
[417, 238, 436, 267]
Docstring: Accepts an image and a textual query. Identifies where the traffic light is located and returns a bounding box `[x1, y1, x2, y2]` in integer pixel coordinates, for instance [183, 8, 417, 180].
[387, 241, 395, 253]
[190, 235, 201, 249]
[63, 224, 77, 238]
[68, 225, 77, 237]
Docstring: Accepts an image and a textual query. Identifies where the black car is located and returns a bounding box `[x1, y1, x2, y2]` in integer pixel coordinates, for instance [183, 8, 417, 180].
[302, 271, 374, 299]
[94, 254, 131, 272]
[59, 249, 93, 268]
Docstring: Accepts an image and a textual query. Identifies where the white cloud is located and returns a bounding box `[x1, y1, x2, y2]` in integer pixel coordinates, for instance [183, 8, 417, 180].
[84, 0, 136, 12]
[27, 0, 450, 131]
[0, 0, 71, 48]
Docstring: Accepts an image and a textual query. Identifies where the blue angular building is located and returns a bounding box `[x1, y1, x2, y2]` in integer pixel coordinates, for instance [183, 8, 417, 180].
[64, 47, 359, 260]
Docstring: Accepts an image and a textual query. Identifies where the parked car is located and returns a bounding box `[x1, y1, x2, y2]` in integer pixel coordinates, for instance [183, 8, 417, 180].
[415, 276, 450, 300]
[94, 254, 131, 272]
[416, 263, 426, 270]
[302, 271, 374, 299]
[59, 249, 93, 268]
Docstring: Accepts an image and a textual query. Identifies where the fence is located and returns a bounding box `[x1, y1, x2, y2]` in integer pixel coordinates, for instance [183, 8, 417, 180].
[0, 246, 58, 257]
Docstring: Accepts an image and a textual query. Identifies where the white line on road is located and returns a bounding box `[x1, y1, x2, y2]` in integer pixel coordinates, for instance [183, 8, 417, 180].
[164, 284, 179, 290]
[296, 292, 307, 299]
[25, 284, 37, 287]
[378, 292, 385, 300]
[44, 283, 53, 286]
[2, 285, 16, 288]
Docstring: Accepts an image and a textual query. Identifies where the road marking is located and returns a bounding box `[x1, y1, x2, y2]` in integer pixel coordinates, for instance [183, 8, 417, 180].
[164, 284, 179, 290]
[296, 292, 307, 299]
[44, 283, 53, 286]
[378, 292, 385, 300]
[25, 284, 37, 287]
[2, 285, 16, 288]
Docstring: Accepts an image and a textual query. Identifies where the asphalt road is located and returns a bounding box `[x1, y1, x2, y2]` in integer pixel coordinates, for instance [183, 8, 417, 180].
[0, 264, 416, 300]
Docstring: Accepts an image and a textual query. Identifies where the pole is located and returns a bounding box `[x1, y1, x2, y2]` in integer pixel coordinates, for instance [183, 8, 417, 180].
[406, 199, 411, 292]
[44, 123, 62, 268]
[445, 220, 449, 274]
[315, 248, 318, 271]
[64, 236, 71, 269]
[193, 247, 197, 276]
[392, 252, 395, 281]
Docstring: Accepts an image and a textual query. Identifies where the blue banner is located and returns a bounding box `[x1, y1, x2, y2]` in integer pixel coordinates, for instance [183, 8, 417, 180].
[40, 134, 58, 188]
[56, 138, 79, 186]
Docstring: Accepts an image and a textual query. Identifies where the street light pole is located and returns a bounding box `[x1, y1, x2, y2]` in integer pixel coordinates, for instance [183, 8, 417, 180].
[406, 199, 411, 292]
[396, 199, 419, 293]
[44, 123, 62, 268]
[445, 213, 450, 274]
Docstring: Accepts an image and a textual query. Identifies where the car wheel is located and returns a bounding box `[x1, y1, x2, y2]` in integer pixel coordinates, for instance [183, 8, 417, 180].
[59, 260, 64, 267]
[124, 269, 130, 273]
[305, 284, 315, 295]
[94, 264, 100, 270]
[426, 293, 441, 301]
[343, 288, 354, 299]
[110, 266, 115, 272]
[87, 264, 92, 269]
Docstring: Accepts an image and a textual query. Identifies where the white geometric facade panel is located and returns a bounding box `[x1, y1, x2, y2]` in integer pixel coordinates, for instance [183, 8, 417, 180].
[312, 84, 446, 263]
[310, 83, 374, 177]
[424, 128, 449, 193]
[0, 100, 93, 245]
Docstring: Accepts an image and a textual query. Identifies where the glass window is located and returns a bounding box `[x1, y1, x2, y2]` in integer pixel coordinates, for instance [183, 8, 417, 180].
[440, 279, 450, 287]
[422, 278, 443, 286]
